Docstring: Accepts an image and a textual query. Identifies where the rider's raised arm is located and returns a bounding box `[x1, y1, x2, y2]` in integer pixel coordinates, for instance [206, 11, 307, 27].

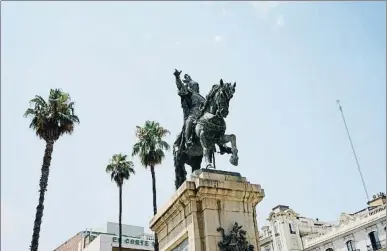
[174, 70, 190, 96]
[176, 76, 186, 92]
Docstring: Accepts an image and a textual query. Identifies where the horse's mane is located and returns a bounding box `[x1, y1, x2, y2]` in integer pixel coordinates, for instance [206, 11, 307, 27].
[198, 84, 221, 116]
[206, 84, 221, 103]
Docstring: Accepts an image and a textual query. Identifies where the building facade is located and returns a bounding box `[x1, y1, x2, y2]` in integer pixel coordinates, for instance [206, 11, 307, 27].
[260, 193, 386, 251]
[54, 222, 155, 251]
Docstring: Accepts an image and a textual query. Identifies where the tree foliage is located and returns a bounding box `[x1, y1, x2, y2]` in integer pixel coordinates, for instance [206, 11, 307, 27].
[132, 121, 170, 167]
[106, 153, 135, 186]
[24, 89, 80, 141]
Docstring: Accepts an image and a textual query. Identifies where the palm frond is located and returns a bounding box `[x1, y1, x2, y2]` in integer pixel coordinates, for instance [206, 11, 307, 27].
[24, 108, 37, 118]
[30, 95, 47, 108]
[24, 89, 80, 141]
[106, 153, 135, 187]
[160, 141, 170, 151]
[132, 143, 141, 157]
[132, 120, 170, 168]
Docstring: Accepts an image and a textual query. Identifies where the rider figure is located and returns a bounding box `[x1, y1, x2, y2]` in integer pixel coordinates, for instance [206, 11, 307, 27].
[174, 70, 205, 147]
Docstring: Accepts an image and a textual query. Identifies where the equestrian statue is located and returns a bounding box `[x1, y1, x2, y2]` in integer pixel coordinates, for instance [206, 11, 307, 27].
[173, 69, 239, 189]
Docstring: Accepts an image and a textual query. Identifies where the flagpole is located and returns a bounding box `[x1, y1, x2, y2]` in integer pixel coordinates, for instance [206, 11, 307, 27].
[336, 100, 370, 202]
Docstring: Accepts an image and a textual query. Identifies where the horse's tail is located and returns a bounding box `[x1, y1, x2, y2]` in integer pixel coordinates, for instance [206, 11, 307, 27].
[174, 132, 187, 190]
[174, 156, 187, 190]
[173, 124, 185, 152]
[174, 124, 188, 190]
[179, 125, 186, 150]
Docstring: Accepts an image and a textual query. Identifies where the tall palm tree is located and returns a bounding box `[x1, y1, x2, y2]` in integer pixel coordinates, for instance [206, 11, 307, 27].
[24, 89, 79, 251]
[132, 121, 170, 251]
[106, 153, 135, 251]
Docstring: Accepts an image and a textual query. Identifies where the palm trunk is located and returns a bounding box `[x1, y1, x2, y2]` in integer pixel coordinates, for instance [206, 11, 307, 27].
[30, 140, 54, 251]
[119, 183, 123, 251]
[150, 165, 159, 251]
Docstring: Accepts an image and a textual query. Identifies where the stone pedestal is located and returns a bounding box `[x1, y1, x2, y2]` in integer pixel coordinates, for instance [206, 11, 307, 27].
[149, 169, 265, 251]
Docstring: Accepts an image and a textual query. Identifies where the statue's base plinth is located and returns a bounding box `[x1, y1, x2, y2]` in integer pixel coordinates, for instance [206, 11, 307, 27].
[150, 168, 265, 251]
[191, 168, 242, 178]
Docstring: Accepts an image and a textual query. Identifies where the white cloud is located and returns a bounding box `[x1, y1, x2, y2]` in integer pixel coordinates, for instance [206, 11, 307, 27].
[248, 1, 281, 19]
[213, 35, 223, 43]
[175, 41, 181, 45]
[144, 32, 154, 41]
[221, 6, 228, 17]
[248, 1, 286, 30]
[276, 15, 285, 27]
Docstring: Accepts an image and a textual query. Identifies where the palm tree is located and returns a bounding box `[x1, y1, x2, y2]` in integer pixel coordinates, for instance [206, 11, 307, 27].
[106, 153, 135, 251]
[132, 121, 170, 251]
[24, 89, 79, 251]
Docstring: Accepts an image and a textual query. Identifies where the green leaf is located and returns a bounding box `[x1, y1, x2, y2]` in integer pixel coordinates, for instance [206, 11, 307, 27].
[132, 121, 170, 168]
[24, 89, 80, 141]
[106, 153, 135, 187]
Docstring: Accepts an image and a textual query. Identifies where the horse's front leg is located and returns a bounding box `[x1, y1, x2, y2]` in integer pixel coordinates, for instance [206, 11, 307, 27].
[218, 134, 239, 166]
[197, 126, 214, 169]
[218, 144, 232, 155]
[201, 135, 214, 169]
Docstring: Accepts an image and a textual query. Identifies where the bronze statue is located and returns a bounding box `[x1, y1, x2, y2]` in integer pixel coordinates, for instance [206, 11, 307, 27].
[173, 69, 239, 189]
[174, 70, 205, 147]
[217, 222, 255, 251]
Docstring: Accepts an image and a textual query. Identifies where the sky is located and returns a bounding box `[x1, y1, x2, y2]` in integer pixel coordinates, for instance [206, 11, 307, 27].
[1, 1, 386, 251]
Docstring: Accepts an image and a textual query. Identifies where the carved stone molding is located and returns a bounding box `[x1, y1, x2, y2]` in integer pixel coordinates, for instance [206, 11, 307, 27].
[343, 234, 354, 242]
[339, 213, 356, 226]
[323, 242, 334, 250]
[365, 225, 378, 234]
[267, 208, 299, 221]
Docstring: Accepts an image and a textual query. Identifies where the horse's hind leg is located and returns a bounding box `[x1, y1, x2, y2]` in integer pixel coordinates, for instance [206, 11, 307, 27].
[191, 155, 203, 172]
[218, 134, 239, 166]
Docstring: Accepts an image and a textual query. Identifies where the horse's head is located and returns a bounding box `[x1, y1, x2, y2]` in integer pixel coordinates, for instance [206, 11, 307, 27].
[214, 79, 236, 118]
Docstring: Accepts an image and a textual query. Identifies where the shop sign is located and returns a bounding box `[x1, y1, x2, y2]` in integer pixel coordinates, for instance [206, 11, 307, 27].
[112, 236, 155, 247]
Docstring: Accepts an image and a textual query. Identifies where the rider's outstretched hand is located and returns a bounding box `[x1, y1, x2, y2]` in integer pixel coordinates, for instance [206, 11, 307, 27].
[174, 69, 182, 77]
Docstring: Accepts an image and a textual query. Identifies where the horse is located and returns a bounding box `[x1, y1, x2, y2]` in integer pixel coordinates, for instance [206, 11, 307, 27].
[173, 79, 238, 189]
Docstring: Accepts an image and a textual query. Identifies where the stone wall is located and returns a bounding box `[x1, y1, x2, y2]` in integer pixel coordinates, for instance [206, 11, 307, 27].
[150, 169, 265, 251]
[54, 232, 82, 251]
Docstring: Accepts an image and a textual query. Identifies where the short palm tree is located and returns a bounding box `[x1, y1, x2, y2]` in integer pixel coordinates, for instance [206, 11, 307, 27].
[24, 89, 79, 251]
[132, 121, 170, 251]
[106, 153, 135, 251]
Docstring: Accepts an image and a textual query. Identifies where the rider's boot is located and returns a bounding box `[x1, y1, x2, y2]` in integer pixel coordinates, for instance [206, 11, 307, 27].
[186, 138, 193, 147]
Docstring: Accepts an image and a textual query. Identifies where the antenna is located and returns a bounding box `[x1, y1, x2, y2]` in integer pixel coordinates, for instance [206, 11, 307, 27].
[336, 100, 370, 202]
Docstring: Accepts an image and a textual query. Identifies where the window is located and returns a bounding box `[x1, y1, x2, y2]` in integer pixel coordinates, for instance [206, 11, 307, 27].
[172, 238, 188, 251]
[368, 231, 381, 251]
[289, 223, 296, 234]
[274, 222, 278, 236]
[346, 240, 355, 251]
